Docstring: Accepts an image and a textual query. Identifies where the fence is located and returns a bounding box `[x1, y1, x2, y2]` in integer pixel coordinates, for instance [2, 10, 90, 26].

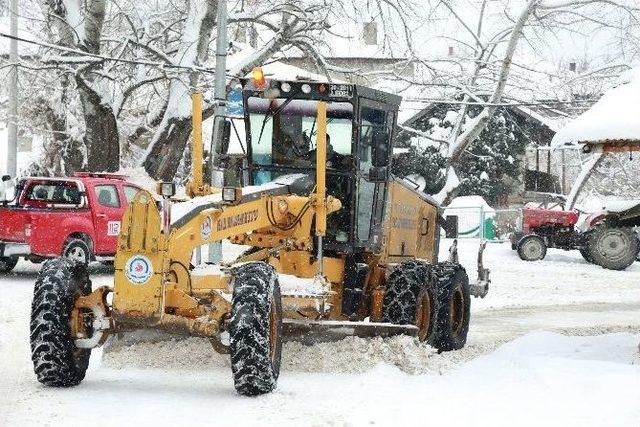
[442, 206, 521, 240]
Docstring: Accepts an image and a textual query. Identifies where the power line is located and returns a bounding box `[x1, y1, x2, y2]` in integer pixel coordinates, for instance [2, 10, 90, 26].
[0, 31, 229, 76]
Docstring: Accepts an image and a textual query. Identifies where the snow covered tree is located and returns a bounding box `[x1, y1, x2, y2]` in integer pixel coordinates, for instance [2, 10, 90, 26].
[392, 0, 640, 204]
[395, 103, 526, 206]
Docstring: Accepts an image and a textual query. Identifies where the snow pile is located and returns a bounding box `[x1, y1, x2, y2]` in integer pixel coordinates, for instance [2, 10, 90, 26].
[552, 67, 640, 147]
[103, 335, 499, 376]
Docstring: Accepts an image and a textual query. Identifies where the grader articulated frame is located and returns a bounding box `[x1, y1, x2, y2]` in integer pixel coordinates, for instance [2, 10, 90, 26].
[30, 72, 490, 396]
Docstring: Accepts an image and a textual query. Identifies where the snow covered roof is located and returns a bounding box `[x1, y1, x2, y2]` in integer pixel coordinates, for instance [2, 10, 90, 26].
[512, 105, 571, 133]
[258, 61, 345, 83]
[552, 68, 640, 148]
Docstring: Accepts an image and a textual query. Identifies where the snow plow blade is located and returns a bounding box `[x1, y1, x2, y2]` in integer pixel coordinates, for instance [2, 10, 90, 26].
[283, 319, 418, 343]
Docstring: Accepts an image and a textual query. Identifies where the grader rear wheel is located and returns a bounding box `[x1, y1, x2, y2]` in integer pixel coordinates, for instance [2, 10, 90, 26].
[228, 262, 282, 396]
[432, 262, 470, 352]
[381, 260, 437, 344]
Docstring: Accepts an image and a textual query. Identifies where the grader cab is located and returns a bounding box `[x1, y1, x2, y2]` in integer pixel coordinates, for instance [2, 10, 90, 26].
[29, 73, 490, 396]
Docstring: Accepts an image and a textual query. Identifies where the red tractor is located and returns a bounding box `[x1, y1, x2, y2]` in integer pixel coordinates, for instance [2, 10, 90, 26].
[510, 194, 640, 270]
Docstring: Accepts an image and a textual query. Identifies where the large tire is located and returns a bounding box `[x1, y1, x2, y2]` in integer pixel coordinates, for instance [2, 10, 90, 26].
[228, 262, 282, 396]
[432, 262, 470, 352]
[0, 256, 18, 272]
[517, 235, 547, 261]
[579, 247, 593, 263]
[30, 258, 92, 387]
[587, 226, 638, 270]
[381, 260, 437, 343]
[62, 238, 92, 265]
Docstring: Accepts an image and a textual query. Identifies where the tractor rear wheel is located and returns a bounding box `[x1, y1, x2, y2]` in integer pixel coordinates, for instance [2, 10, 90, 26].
[0, 256, 18, 272]
[381, 260, 437, 344]
[579, 247, 593, 263]
[228, 262, 282, 396]
[587, 226, 638, 270]
[432, 262, 470, 352]
[517, 235, 547, 261]
[30, 258, 92, 387]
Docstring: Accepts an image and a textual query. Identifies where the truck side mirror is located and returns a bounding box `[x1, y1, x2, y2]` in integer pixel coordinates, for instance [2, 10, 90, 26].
[0, 175, 14, 203]
[372, 129, 389, 167]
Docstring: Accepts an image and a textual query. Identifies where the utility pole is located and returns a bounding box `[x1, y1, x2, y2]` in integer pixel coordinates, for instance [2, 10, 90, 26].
[7, 0, 18, 177]
[208, 0, 228, 264]
[210, 0, 228, 189]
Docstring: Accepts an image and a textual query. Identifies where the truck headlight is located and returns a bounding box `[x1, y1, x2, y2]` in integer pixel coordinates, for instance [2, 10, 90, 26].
[157, 182, 176, 198]
[222, 187, 242, 203]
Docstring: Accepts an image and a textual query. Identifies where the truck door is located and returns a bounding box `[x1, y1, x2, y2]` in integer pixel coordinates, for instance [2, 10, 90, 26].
[91, 184, 123, 254]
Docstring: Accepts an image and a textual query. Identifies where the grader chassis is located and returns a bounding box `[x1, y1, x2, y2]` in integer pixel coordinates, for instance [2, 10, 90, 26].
[30, 74, 490, 396]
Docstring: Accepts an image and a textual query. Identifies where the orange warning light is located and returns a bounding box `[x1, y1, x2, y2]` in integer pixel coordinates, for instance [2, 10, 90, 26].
[252, 67, 266, 87]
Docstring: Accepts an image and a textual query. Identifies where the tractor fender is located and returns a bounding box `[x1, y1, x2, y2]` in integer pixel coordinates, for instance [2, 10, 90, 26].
[582, 211, 608, 231]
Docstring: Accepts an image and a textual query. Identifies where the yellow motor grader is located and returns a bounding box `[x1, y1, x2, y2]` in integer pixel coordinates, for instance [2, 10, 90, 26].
[29, 72, 489, 396]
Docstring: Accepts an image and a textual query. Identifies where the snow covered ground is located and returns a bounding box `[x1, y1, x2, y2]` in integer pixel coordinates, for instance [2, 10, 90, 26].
[1, 239, 639, 426]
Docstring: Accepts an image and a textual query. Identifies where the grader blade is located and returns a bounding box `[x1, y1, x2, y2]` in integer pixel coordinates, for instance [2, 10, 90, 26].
[283, 319, 418, 344]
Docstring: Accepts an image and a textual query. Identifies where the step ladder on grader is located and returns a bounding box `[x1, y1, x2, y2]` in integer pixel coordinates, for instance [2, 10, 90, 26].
[29, 69, 490, 396]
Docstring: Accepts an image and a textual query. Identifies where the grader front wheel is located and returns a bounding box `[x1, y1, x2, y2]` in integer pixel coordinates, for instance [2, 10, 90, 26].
[228, 262, 283, 396]
[30, 258, 92, 387]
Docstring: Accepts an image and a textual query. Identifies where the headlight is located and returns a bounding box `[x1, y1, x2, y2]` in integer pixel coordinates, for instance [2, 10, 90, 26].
[222, 187, 242, 203]
[156, 182, 176, 197]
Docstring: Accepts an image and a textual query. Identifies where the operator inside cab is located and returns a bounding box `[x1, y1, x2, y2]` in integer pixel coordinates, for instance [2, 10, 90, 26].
[247, 96, 353, 243]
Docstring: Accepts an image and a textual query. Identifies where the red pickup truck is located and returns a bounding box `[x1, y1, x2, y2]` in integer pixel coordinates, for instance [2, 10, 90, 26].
[0, 172, 143, 272]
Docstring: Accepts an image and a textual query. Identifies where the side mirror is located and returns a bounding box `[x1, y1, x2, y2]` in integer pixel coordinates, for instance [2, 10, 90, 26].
[372, 129, 389, 167]
[0, 176, 14, 203]
[368, 166, 387, 182]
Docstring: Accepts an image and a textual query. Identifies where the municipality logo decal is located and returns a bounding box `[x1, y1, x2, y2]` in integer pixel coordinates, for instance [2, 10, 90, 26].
[201, 216, 212, 241]
[125, 255, 153, 284]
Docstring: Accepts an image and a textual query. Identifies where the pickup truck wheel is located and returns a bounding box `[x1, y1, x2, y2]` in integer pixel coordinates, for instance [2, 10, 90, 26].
[62, 239, 92, 265]
[0, 257, 18, 272]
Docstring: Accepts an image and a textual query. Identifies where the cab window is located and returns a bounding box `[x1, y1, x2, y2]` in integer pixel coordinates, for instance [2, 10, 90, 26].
[23, 181, 82, 207]
[94, 185, 120, 208]
[123, 186, 141, 204]
[248, 97, 353, 174]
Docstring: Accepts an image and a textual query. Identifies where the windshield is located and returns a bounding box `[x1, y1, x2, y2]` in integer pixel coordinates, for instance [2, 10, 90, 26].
[248, 97, 354, 173]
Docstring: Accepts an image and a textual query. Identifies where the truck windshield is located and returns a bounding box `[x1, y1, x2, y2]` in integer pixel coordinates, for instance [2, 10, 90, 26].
[247, 97, 353, 184]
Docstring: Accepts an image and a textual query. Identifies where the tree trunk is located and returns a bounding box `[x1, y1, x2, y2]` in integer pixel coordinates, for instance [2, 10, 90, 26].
[76, 77, 120, 172]
[567, 152, 605, 209]
[143, 117, 192, 181]
[34, 97, 84, 176]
